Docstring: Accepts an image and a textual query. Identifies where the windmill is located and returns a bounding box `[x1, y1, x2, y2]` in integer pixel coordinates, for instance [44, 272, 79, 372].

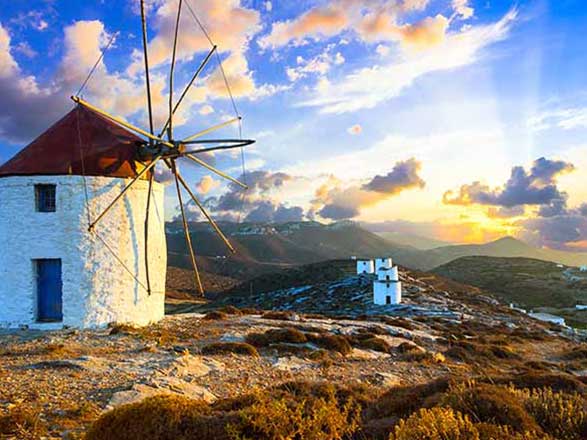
[72, 0, 254, 296]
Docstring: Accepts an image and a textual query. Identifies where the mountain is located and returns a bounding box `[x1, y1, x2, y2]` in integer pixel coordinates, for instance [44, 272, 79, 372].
[426, 237, 587, 269]
[374, 231, 455, 250]
[166, 220, 423, 279]
[166, 222, 587, 280]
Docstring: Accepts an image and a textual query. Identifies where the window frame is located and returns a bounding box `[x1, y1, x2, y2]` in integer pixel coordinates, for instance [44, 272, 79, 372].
[35, 184, 57, 213]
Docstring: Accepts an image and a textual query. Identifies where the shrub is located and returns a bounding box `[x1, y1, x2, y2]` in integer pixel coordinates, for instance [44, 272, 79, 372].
[444, 340, 519, 363]
[306, 334, 352, 355]
[228, 387, 360, 440]
[496, 373, 585, 393]
[202, 311, 228, 320]
[200, 342, 259, 357]
[517, 387, 587, 440]
[389, 407, 480, 440]
[219, 306, 243, 316]
[245, 328, 308, 347]
[353, 336, 392, 354]
[86, 382, 364, 440]
[439, 382, 541, 434]
[85, 394, 216, 440]
[0, 405, 46, 438]
[367, 378, 450, 419]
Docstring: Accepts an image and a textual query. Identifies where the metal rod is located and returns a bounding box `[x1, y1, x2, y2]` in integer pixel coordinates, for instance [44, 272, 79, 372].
[184, 153, 247, 189]
[144, 170, 154, 295]
[88, 156, 161, 231]
[171, 159, 204, 295]
[140, 0, 155, 143]
[159, 45, 217, 138]
[168, 0, 183, 141]
[71, 96, 174, 147]
[182, 140, 255, 154]
[175, 169, 235, 253]
[181, 117, 241, 143]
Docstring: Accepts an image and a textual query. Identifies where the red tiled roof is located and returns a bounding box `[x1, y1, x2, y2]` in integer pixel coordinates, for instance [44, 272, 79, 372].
[0, 105, 147, 178]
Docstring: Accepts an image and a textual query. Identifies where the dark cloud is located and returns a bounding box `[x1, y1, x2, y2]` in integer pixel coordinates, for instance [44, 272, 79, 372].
[318, 204, 359, 220]
[315, 158, 425, 220]
[362, 158, 425, 193]
[205, 170, 306, 223]
[518, 212, 587, 251]
[486, 206, 525, 219]
[443, 157, 574, 208]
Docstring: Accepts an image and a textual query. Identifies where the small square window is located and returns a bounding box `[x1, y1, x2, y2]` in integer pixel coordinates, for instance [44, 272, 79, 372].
[35, 184, 56, 212]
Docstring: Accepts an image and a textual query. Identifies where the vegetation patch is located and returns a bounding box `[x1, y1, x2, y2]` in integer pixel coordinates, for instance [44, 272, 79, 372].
[86, 381, 364, 440]
[200, 342, 259, 357]
[306, 333, 353, 356]
[245, 328, 308, 347]
[202, 311, 229, 321]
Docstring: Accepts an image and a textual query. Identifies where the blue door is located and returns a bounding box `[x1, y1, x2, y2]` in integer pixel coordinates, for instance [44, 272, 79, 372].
[36, 259, 63, 322]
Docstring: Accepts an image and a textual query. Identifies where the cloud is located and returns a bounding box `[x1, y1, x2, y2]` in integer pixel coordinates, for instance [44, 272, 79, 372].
[208, 170, 307, 223]
[198, 104, 214, 115]
[286, 44, 343, 82]
[443, 157, 575, 208]
[347, 124, 362, 135]
[363, 158, 425, 193]
[258, 3, 348, 49]
[258, 0, 454, 51]
[14, 42, 37, 58]
[314, 158, 426, 220]
[529, 107, 587, 132]
[452, 0, 474, 19]
[299, 8, 517, 113]
[264, 2, 273, 12]
[196, 175, 220, 194]
[375, 44, 390, 56]
[518, 211, 587, 251]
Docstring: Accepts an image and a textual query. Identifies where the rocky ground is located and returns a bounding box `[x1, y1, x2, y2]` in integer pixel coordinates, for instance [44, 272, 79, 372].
[1, 266, 586, 439]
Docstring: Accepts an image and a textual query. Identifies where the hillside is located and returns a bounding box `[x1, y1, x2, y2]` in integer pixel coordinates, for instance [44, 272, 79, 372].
[166, 223, 587, 279]
[433, 256, 587, 327]
[3, 260, 587, 439]
[374, 231, 455, 250]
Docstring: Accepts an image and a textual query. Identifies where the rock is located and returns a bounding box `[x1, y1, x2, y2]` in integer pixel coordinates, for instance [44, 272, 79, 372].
[349, 348, 389, 360]
[372, 372, 402, 387]
[108, 380, 216, 409]
[164, 354, 224, 378]
[271, 356, 310, 371]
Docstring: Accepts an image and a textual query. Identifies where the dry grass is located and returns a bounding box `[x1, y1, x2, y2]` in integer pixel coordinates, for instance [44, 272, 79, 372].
[306, 333, 352, 356]
[200, 342, 259, 357]
[202, 311, 229, 321]
[261, 311, 297, 321]
[440, 382, 542, 433]
[0, 405, 47, 439]
[245, 328, 308, 347]
[85, 381, 364, 440]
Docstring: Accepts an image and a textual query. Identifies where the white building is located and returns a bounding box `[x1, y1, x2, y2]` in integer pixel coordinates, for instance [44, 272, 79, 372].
[529, 312, 566, 326]
[356, 259, 375, 274]
[377, 266, 398, 282]
[373, 280, 402, 305]
[0, 106, 166, 329]
[374, 257, 393, 271]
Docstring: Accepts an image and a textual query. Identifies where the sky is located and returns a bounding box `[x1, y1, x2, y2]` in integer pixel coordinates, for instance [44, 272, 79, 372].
[0, 0, 586, 251]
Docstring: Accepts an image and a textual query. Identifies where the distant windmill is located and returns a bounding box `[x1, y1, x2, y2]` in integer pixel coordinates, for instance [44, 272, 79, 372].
[72, 0, 254, 296]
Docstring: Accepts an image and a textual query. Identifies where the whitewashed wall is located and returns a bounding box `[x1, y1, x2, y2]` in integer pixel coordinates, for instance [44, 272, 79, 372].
[374, 257, 393, 271]
[356, 260, 375, 274]
[0, 175, 166, 329]
[373, 280, 402, 305]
